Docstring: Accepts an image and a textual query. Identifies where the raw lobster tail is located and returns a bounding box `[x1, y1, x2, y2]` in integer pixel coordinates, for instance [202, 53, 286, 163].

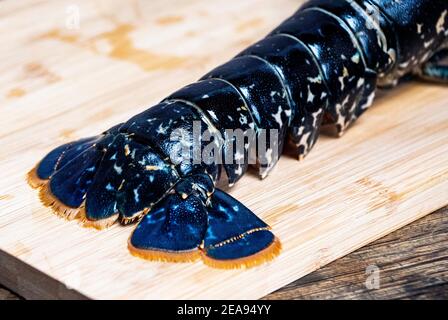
[28, 0, 448, 268]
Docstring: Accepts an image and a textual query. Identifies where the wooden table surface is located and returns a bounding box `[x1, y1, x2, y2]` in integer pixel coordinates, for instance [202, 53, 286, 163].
[2, 205, 446, 300]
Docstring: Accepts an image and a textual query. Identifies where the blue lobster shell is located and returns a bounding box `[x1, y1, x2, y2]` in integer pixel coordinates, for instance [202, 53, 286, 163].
[28, 0, 448, 269]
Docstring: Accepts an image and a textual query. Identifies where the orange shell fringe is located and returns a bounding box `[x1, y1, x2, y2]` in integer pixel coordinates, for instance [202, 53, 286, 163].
[128, 240, 202, 263]
[26, 165, 47, 189]
[29, 166, 282, 269]
[38, 183, 81, 220]
[27, 166, 118, 228]
[129, 236, 282, 269]
[201, 236, 282, 269]
[78, 206, 119, 230]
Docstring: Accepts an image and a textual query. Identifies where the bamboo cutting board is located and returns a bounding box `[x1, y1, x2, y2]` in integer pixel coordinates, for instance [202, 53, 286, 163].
[0, 0, 447, 299]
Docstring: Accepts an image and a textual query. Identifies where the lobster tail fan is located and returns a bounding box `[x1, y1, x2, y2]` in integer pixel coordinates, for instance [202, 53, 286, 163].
[27, 136, 102, 188]
[27, 135, 107, 220]
[203, 229, 281, 269]
[128, 192, 208, 263]
[128, 175, 280, 268]
[39, 146, 103, 220]
[201, 189, 281, 269]
[27, 143, 68, 189]
[79, 138, 125, 229]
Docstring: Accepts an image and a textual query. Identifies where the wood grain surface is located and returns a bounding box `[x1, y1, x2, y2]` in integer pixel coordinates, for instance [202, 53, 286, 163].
[0, 0, 447, 299]
[2, 206, 447, 300]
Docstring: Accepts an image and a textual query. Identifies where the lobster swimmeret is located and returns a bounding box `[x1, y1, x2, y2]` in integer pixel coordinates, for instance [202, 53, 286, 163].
[28, 0, 448, 268]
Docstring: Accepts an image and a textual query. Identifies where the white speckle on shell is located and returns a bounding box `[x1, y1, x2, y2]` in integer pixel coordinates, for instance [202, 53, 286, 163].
[436, 10, 447, 34]
[156, 123, 168, 135]
[234, 166, 243, 176]
[114, 164, 123, 174]
[306, 85, 315, 103]
[351, 53, 360, 64]
[424, 39, 434, 49]
[417, 23, 423, 34]
[357, 78, 365, 89]
[239, 114, 248, 125]
[338, 67, 349, 91]
[311, 110, 322, 127]
[207, 110, 218, 122]
[272, 106, 283, 127]
[297, 130, 312, 155]
[307, 75, 322, 84]
[133, 187, 140, 203]
[360, 92, 375, 111]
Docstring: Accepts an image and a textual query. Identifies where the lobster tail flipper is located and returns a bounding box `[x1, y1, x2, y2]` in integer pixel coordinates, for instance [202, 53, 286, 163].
[201, 190, 281, 269]
[28, 124, 181, 229]
[35, 144, 104, 220]
[78, 134, 129, 229]
[128, 179, 281, 268]
[28, 134, 108, 220]
[128, 192, 208, 263]
[27, 136, 102, 189]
